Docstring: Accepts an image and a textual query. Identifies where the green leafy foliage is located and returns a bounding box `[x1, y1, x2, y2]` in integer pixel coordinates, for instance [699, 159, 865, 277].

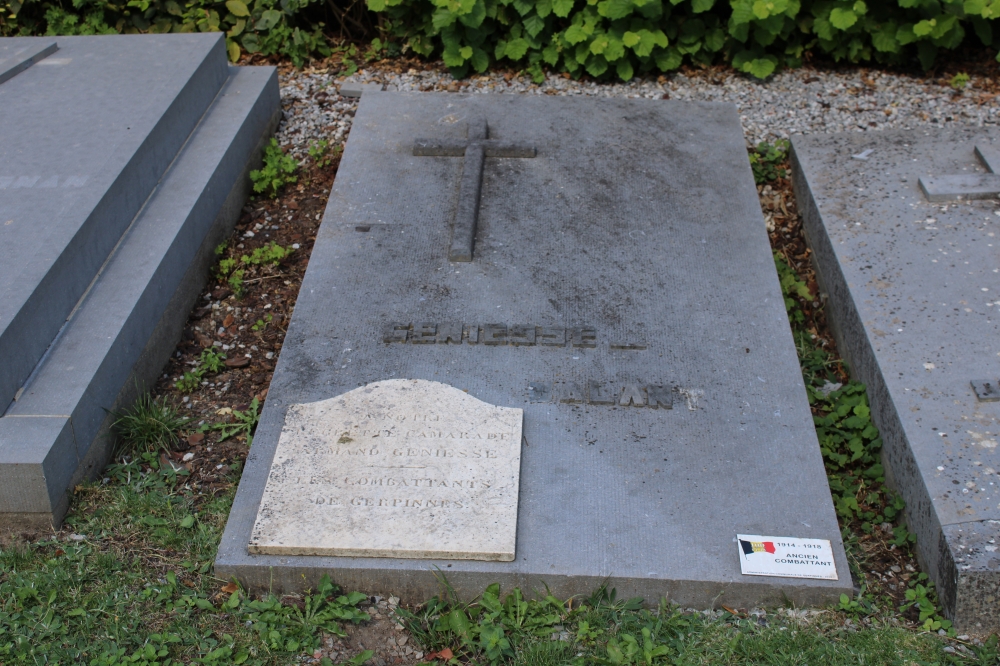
[749, 141, 788, 185]
[251, 312, 273, 331]
[367, 0, 1000, 81]
[1, 0, 331, 65]
[812, 382, 914, 545]
[216, 242, 293, 297]
[774, 252, 811, 324]
[242, 241, 295, 266]
[308, 139, 341, 168]
[250, 138, 299, 198]
[200, 397, 261, 444]
[112, 392, 188, 454]
[175, 347, 227, 393]
[901, 574, 953, 633]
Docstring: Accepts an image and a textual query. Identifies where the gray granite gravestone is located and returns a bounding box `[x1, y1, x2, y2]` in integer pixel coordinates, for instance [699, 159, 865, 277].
[217, 92, 851, 609]
[792, 128, 1000, 631]
[0, 34, 280, 529]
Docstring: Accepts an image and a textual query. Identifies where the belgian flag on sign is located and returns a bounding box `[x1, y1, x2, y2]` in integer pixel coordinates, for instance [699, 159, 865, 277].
[740, 539, 775, 556]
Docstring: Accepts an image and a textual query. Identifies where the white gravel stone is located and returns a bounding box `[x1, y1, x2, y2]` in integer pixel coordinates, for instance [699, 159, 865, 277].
[274, 63, 999, 158]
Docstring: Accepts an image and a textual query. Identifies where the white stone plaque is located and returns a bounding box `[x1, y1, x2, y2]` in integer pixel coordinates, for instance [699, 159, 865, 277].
[737, 534, 839, 580]
[249, 379, 523, 561]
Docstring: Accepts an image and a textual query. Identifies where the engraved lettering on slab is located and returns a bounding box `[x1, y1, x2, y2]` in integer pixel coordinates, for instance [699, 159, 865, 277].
[537, 326, 566, 346]
[412, 117, 536, 262]
[619, 383, 647, 407]
[570, 327, 597, 348]
[560, 382, 585, 404]
[410, 322, 437, 344]
[646, 385, 674, 410]
[383, 322, 409, 343]
[380, 322, 602, 348]
[483, 324, 507, 345]
[248, 379, 523, 561]
[509, 325, 536, 346]
[971, 379, 1000, 402]
[610, 343, 647, 351]
[588, 381, 616, 405]
[436, 322, 463, 344]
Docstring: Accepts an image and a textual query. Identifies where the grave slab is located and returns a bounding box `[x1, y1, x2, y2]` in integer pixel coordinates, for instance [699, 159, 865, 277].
[0, 65, 280, 526]
[217, 92, 850, 609]
[0, 38, 57, 85]
[0, 34, 229, 414]
[249, 379, 523, 561]
[791, 128, 1000, 631]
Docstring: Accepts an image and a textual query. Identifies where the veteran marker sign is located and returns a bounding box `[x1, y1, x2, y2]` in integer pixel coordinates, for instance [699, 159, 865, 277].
[737, 534, 839, 581]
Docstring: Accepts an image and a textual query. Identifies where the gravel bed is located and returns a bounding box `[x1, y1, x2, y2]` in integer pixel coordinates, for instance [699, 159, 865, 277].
[274, 62, 1000, 156]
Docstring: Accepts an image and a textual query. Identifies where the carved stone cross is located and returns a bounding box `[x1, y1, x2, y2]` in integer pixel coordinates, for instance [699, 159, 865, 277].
[919, 144, 1000, 202]
[413, 117, 535, 262]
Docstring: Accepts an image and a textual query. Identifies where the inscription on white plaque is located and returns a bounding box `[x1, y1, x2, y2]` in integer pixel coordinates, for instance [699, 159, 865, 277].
[248, 379, 523, 561]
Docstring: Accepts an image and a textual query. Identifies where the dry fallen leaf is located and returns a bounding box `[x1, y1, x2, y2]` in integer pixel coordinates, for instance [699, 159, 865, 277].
[221, 582, 239, 594]
[222, 314, 235, 327]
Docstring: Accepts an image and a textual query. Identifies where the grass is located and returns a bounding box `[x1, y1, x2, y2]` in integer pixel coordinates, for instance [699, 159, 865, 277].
[2, 142, 999, 665]
[111, 393, 189, 455]
[396, 582, 996, 664]
[0, 456, 370, 664]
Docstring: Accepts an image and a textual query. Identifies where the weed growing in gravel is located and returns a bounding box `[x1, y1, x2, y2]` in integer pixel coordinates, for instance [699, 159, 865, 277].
[251, 138, 298, 198]
[242, 242, 295, 267]
[308, 139, 342, 168]
[951, 72, 971, 90]
[749, 141, 789, 185]
[217, 242, 294, 298]
[252, 313, 274, 332]
[200, 397, 261, 445]
[176, 347, 228, 393]
[112, 392, 188, 454]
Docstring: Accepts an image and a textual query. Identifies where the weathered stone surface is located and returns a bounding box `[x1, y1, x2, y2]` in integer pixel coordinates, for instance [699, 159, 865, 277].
[791, 127, 1000, 631]
[249, 379, 523, 561]
[218, 92, 850, 608]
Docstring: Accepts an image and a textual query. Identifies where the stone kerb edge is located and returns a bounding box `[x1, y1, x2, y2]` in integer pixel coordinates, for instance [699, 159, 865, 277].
[0, 39, 58, 85]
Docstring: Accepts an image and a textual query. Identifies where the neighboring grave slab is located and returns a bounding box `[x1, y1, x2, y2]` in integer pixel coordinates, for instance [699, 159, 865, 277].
[0, 34, 228, 414]
[0, 36, 280, 529]
[791, 128, 1000, 631]
[218, 93, 851, 609]
[249, 379, 523, 561]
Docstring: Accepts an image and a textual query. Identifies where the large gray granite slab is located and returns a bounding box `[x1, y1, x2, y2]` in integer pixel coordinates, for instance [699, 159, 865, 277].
[217, 92, 851, 608]
[0, 34, 229, 415]
[0, 65, 280, 528]
[792, 128, 1000, 631]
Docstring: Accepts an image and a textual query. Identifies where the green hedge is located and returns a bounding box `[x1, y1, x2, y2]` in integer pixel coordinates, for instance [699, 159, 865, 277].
[370, 0, 1000, 79]
[3, 0, 1000, 77]
[0, 0, 332, 64]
